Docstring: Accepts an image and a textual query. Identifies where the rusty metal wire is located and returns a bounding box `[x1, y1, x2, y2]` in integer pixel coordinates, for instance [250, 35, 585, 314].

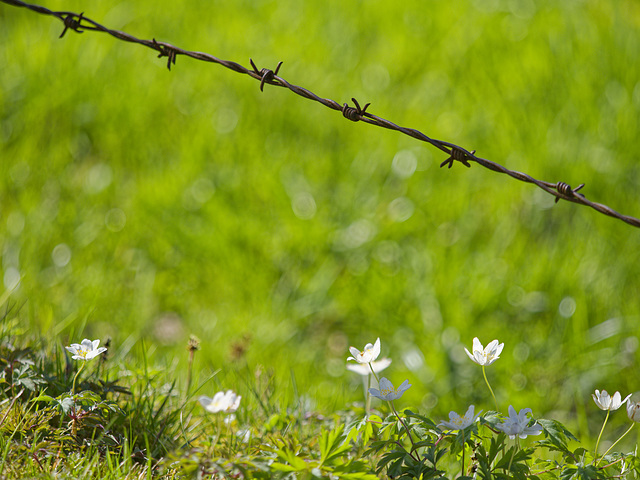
[3, 0, 639, 229]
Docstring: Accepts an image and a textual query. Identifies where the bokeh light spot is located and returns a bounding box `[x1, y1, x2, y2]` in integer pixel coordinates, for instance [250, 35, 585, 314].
[6, 212, 25, 236]
[213, 107, 238, 134]
[84, 163, 113, 194]
[387, 197, 414, 223]
[292, 192, 317, 220]
[3, 267, 20, 290]
[52, 243, 72, 267]
[105, 208, 126, 232]
[558, 296, 576, 318]
[391, 150, 417, 178]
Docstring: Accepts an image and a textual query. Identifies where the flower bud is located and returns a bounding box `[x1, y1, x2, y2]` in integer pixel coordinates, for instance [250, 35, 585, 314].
[627, 401, 640, 422]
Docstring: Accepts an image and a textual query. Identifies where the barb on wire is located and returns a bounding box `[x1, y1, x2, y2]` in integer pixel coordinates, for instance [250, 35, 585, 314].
[342, 98, 371, 122]
[250, 59, 283, 92]
[152, 38, 177, 70]
[2, 0, 639, 229]
[440, 146, 474, 169]
[555, 182, 585, 204]
[59, 11, 82, 38]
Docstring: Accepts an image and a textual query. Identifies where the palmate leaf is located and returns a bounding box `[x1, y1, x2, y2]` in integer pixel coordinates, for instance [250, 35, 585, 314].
[359, 414, 379, 446]
[628, 455, 640, 475]
[363, 439, 390, 456]
[496, 446, 534, 468]
[560, 464, 603, 480]
[403, 409, 438, 429]
[376, 449, 407, 473]
[273, 447, 309, 472]
[493, 446, 536, 480]
[32, 393, 75, 414]
[11, 362, 46, 391]
[332, 462, 379, 480]
[58, 396, 75, 414]
[319, 425, 352, 465]
[536, 419, 579, 459]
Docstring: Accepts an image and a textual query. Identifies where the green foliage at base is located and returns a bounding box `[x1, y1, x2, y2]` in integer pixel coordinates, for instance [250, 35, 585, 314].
[2, 312, 639, 479]
[0, 0, 639, 425]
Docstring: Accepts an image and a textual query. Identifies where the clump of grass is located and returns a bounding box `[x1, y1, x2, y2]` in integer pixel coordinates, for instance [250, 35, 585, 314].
[0, 306, 200, 478]
[0, 307, 381, 479]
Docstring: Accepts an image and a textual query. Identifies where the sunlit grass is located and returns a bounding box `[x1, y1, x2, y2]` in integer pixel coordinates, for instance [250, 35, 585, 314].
[1, 1, 639, 476]
[2, 312, 639, 478]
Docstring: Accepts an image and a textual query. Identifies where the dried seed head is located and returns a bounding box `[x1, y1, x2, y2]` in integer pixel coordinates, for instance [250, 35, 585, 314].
[187, 335, 200, 353]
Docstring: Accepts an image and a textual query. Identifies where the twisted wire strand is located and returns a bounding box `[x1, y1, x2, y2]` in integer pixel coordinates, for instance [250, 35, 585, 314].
[2, 0, 639, 228]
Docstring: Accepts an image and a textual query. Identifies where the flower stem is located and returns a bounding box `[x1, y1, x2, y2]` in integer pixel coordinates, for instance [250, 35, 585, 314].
[366, 363, 380, 418]
[597, 423, 635, 467]
[461, 428, 466, 477]
[594, 409, 610, 463]
[507, 438, 519, 472]
[368, 363, 380, 384]
[70, 360, 86, 437]
[365, 374, 372, 416]
[388, 400, 416, 448]
[482, 365, 498, 412]
[71, 360, 86, 396]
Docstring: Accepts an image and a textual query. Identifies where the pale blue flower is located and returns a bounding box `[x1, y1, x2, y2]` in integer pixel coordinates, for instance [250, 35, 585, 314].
[496, 405, 542, 439]
[369, 377, 411, 401]
[439, 405, 482, 430]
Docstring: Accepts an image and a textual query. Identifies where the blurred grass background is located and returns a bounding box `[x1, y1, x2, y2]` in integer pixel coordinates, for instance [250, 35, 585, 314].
[1, 0, 639, 443]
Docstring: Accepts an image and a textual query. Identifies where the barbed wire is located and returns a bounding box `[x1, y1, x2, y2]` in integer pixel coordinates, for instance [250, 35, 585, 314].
[3, 0, 639, 229]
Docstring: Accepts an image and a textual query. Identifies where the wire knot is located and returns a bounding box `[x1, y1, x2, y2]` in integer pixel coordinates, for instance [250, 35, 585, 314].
[342, 98, 370, 122]
[555, 182, 585, 203]
[250, 59, 283, 92]
[59, 12, 84, 38]
[440, 146, 475, 169]
[152, 39, 177, 70]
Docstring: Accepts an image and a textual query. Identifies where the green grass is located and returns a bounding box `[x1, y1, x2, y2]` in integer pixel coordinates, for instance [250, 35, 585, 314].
[1, 0, 640, 476]
[0, 311, 639, 479]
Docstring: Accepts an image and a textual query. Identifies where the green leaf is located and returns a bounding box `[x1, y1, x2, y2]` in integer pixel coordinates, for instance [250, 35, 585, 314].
[58, 396, 75, 414]
[332, 462, 379, 479]
[536, 419, 578, 459]
[270, 462, 299, 473]
[276, 447, 309, 471]
[31, 394, 56, 403]
[319, 425, 352, 465]
[560, 463, 603, 480]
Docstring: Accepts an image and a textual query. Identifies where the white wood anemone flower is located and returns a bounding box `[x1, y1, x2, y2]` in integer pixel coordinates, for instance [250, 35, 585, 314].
[627, 401, 640, 422]
[346, 357, 391, 376]
[496, 405, 543, 439]
[199, 390, 241, 414]
[368, 377, 411, 401]
[65, 339, 107, 361]
[439, 405, 482, 431]
[347, 338, 381, 364]
[464, 337, 504, 366]
[592, 390, 631, 411]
